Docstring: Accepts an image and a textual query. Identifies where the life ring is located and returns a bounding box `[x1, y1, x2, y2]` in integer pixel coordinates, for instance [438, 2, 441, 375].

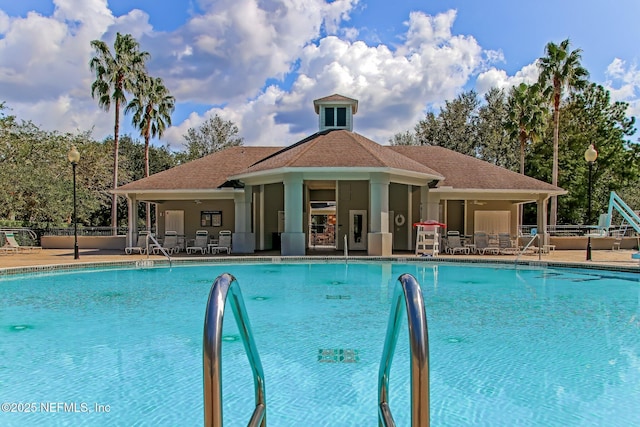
[394, 213, 406, 227]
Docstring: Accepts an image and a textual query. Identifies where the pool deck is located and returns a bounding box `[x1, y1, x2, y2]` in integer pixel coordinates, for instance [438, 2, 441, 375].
[1, 248, 639, 272]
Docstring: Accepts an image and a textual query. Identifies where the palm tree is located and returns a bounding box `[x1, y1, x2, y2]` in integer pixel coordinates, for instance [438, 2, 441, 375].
[537, 39, 589, 226]
[89, 33, 150, 232]
[506, 83, 546, 176]
[126, 75, 175, 229]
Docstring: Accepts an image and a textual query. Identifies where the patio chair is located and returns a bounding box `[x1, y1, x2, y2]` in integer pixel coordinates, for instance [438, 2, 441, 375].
[211, 230, 231, 254]
[125, 232, 149, 255]
[498, 233, 519, 255]
[445, 231, 469, 255]
[473, 231, 499, 255]
[2, 232, 42, 253]
[153, 231, 180, 255]
[186, 230, 209, 254]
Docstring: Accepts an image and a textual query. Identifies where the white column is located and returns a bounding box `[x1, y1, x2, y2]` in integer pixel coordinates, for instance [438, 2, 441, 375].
[126, 194, 137, 248]
[281, 173, 306, 255]
[368, 173, 392, 256]
[232, 186, 255, 253]
[537, 195, 549, 246]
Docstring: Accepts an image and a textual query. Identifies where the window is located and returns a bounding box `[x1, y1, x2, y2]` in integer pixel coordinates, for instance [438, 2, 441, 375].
[336, 107, 346, 126]
[324, 107, 347, 127]
[325, 107, 334, 126]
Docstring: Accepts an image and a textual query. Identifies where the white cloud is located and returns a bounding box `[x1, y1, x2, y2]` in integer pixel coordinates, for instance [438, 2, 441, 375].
[475, 63, 539, 95]
[604, 58, 640, 118]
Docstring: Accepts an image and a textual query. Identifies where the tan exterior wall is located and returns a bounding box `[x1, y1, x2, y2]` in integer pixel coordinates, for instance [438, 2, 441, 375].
[157, 199, 235, 240]
[263, 183, 284, 249]
[389, 183, 409, 250]
[465, 201, 518, 236]
[337, 181, 368, 249]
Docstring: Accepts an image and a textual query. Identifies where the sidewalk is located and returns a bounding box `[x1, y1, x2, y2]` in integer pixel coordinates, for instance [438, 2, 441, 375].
[1, 248, 639, 270]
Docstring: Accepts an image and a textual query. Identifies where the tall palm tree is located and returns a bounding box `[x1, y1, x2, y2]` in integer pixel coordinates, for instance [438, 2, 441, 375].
[89, 33, 150, 232]
[126, 75, 175, 229]
[537, 39, 589, 226]
[506, 83, 546, 176]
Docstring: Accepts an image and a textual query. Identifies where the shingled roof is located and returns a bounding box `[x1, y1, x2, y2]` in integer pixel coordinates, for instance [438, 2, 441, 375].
[390, 145, 564, 192]
[116, 137, 563, 194]
[235, 130, 442, 178]
[116, 146, 279, 191]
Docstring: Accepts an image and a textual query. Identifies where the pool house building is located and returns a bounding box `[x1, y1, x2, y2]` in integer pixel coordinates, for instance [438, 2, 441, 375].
[114, 94, 565, 256]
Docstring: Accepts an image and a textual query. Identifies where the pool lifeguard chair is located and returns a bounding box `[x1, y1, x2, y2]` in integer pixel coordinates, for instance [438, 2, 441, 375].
[414, 221, 444, 256]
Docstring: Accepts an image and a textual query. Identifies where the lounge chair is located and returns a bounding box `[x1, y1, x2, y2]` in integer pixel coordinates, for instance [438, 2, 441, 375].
[2, 232, 42, 253]
[473, 231, 499, 255]
[497, 233, 519, 255]
[445, 231, 469, 254]
[211, 230, 231, 254]
[153, 231, 180, 255]
[186, 230, 209, 254]
[125, 232, 149, 255]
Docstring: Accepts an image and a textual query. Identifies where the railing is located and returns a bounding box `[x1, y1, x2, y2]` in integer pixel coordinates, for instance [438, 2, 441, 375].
[203, 273, 266, 427]
[42, 226, 128, 236]
[515, 234, 541, 263]
[0, 227, 38, 245]
[146, 234, 172, 268]
[378, 273, 430, 427]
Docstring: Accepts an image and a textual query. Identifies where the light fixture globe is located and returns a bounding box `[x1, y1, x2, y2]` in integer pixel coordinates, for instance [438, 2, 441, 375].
[584, 144, 598, 163]
[68, 145, 80, 164]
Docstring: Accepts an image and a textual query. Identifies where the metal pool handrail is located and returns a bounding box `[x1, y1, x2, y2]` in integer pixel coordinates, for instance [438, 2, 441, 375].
[515, 234, 541, 263]
[203, 273, 266, 427]
[146, 233, 172, 267]
[378, 273, 430, 427]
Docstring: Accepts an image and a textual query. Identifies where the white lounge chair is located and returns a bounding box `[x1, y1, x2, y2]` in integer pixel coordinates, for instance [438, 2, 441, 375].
[473, 231, 499, 255]
[186, 230, 209, 254]
[445, 231, 469, 254]
[153, 231, 180, 255]
[125, 233, 149, 255]
[497, 233, 519, 255]
[211, 230, 231, 254]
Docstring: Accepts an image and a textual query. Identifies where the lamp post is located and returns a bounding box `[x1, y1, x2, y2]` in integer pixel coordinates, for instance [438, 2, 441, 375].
[584, 144, 598, 261]
[68, 145, 80, 260]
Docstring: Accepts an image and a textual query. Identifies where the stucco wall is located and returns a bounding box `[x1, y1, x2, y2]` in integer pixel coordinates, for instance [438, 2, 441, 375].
[337, 181, 368, 249]
[42, 236, 126, 250]
[158, 199, 235, 240]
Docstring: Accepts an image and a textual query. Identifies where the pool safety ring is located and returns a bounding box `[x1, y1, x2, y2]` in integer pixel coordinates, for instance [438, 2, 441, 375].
[394, 213, 406, 227]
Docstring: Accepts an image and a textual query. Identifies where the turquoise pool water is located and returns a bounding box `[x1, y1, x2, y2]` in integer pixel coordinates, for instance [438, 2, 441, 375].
[1, 262, 639, 426]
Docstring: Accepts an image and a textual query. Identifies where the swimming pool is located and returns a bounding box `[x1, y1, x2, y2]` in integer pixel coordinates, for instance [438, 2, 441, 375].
[1, 262, 639, 426]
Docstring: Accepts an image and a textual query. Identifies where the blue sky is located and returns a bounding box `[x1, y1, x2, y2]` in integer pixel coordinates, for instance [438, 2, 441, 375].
[0, 0, 638, 150]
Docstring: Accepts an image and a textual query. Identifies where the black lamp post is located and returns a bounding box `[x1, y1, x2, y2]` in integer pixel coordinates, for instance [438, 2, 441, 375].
[68, 145, 80, 260]
[584, 144, 598, 261]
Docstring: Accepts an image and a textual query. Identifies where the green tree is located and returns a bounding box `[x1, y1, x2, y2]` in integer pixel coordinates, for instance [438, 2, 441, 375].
[126, 75, 175, 229]
[528, 84, 638, 224]
[505, 83, 547, 175]
[389, 130, 417, 146]
[415, 90, 479, 155]
[181, 114, 243, 161]
[537, 39, 589, 225]
[89, 33, 150, 232]
[476, 88, 517, 169]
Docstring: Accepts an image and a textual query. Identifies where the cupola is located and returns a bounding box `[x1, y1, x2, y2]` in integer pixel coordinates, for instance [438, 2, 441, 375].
[313, 94, 358, 132]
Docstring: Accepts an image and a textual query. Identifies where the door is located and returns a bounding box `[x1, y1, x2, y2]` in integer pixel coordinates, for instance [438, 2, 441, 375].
[164, 210, 185, 246]
[349, 210, 367, 250]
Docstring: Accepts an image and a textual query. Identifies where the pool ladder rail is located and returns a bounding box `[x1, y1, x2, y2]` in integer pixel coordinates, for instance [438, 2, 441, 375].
[202, 273, 430, 427]
[379, 273, 430, 426]
[203, 273, 266, 427]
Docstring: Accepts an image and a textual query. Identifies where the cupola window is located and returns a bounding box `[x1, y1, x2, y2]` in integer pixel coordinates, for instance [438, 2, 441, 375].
[325, 107, 347, 127]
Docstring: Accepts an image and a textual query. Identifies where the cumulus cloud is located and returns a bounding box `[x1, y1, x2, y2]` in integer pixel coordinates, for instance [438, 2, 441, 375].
[475, 62, 539, 94]
[1, 1, 580, 151]
[603, 58, 640, 118]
